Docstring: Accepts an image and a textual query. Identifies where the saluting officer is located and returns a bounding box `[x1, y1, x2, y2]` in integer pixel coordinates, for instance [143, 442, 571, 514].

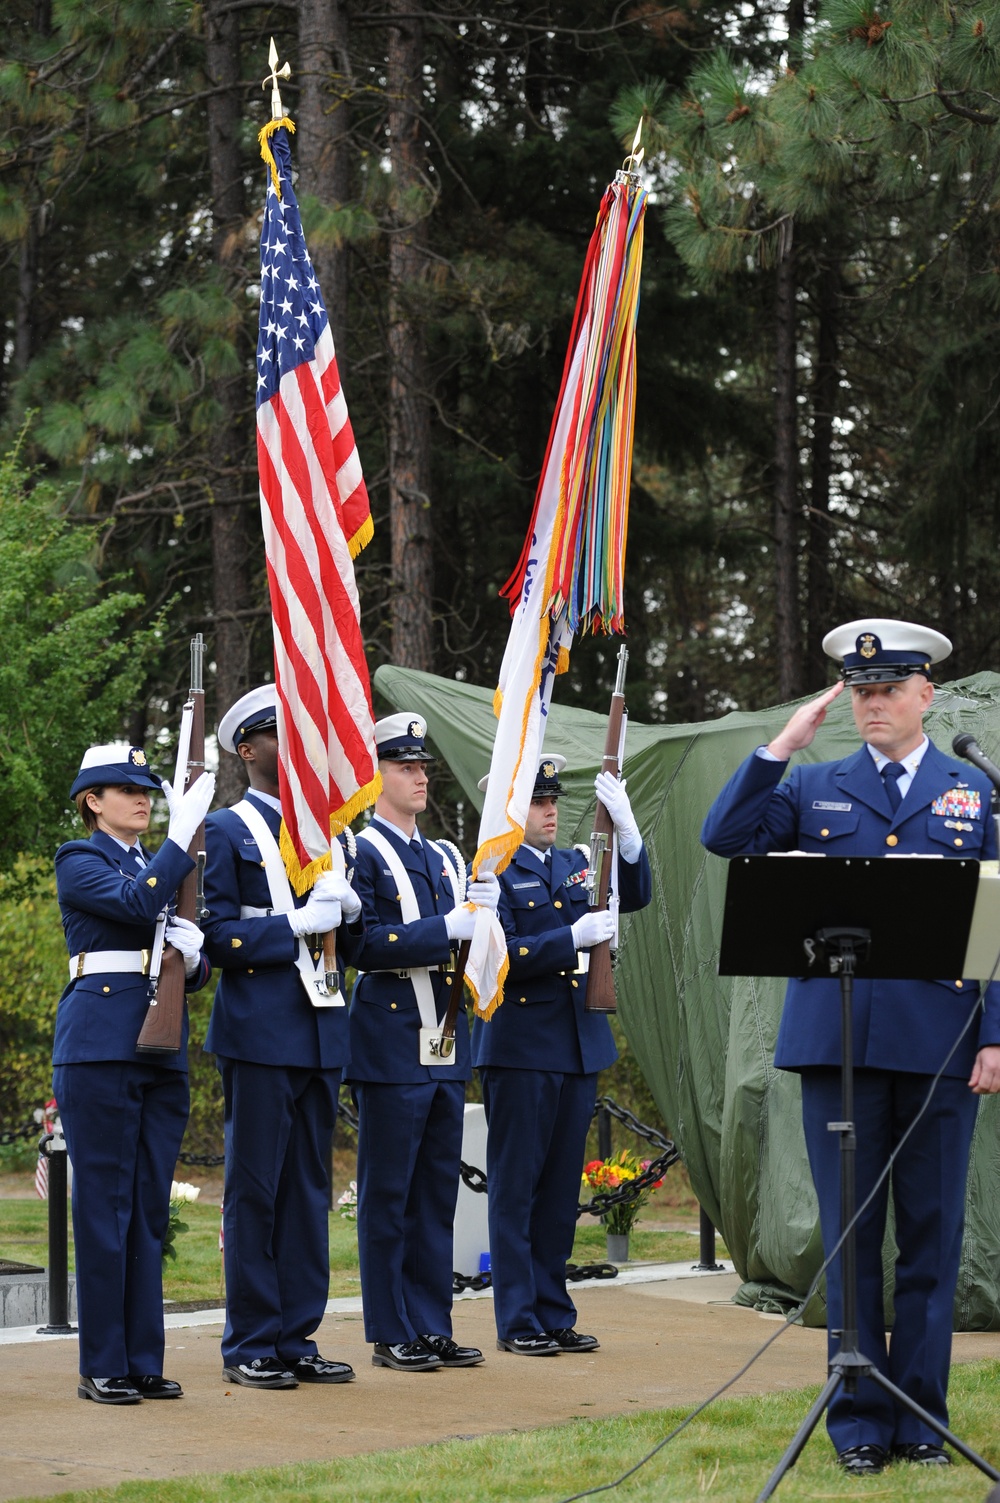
[349, 713, 497, 1372]
[473, 756, 652, 1355]
[202, 687, 362, 1390]
[54, 743, 214, 1404]
[701, 619, 1000, 1474]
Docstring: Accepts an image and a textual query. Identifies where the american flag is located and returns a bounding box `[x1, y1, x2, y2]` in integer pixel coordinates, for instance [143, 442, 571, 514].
[256, 122, 380, 889]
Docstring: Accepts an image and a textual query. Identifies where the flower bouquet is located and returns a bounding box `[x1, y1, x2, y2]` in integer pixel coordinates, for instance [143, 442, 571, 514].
[581, 1148, 663, 1238]
[162, 1179, 200, 1264]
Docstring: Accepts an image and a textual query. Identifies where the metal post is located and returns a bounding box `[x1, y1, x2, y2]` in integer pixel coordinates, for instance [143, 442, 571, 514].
[694, 1205, 725, 1272]
[597, 1104, 612, 1161]
[37, 1131, 76, 1335]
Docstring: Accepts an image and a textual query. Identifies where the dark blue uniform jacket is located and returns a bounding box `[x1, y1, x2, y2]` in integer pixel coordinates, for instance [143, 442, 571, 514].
[700, 739, 1000, 1077]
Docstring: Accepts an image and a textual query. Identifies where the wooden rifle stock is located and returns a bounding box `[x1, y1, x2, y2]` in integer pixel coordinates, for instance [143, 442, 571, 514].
[584, 645, 629, 1014]
[137, 635, 206, 1055]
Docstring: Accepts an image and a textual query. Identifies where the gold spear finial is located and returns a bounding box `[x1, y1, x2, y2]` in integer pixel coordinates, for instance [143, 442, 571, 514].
[615, 119, 644, 188]
[263, 37, 292, 121]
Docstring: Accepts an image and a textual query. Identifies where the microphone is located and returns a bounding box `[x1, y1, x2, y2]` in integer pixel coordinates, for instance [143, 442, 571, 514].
[952, 732, 1000, 791]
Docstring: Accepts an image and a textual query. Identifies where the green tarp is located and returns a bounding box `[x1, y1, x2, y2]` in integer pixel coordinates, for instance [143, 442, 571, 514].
[374, 664, 1000, 1329]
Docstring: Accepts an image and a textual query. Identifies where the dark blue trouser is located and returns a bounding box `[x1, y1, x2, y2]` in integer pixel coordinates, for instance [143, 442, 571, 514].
[800, 1066, 977, 1453]
[217, 1057, 341, 1367]
[480, 1066, 596, 1341]
[54, 1061, 188, 1377]
[354, 1078, 465, 1344]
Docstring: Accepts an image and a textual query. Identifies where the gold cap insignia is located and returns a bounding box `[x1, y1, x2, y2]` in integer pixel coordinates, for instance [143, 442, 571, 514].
[859, 634, 876, 659]
[130, 749, 148, 767]
[408, 721, 422, 738]
[542, 761, 555, 778]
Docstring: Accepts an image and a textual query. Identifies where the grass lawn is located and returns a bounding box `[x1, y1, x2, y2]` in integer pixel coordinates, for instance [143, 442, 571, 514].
[6, 1361, 1000, 1503]
[0, 1197, 722, 1306]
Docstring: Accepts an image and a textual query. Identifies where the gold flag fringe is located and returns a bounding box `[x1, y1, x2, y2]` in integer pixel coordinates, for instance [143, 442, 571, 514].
[278, 770, 382, 895]
[467, 951, 510, 1023]
[347, 513, 374, 560]
[258, 116, 296, 200]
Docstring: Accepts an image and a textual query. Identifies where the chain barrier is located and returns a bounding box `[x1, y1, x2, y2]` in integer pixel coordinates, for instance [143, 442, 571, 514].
[0, 1120, 39, 1147]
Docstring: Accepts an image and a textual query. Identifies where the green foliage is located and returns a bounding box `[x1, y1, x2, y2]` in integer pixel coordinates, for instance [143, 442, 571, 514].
[0, 432, 162, 869]
[0, 856, 64, 1126]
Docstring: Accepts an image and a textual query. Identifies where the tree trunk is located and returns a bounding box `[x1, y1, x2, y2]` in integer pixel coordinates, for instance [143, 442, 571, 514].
[297, 0, 352, 338]
[387, 0, 434, 671]
[204, 0, 251, 805]
[773, 227, 802, 701]
[805, 253, 840, 689]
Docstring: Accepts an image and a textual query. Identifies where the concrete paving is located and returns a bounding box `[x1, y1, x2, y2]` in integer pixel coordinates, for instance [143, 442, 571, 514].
[1, 1264, 999, 1501]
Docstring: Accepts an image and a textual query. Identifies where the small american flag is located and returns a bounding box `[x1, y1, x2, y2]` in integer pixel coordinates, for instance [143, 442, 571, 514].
[256, 120, 379, 888]
[34, 1154, 48, 1201]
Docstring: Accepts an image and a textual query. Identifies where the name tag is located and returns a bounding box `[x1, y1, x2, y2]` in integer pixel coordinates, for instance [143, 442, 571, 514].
[512, 880, 541, 890]
[812, 801, 852, 812]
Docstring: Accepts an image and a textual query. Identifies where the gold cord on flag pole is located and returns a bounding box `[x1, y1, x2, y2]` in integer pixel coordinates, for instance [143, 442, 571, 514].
[259, 39, 295, 200]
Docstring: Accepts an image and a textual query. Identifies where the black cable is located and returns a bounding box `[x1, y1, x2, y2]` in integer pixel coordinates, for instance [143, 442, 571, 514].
[554, 969, 998, 1503]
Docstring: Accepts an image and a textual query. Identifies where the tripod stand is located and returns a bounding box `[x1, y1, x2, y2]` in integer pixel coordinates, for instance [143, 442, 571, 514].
[755, 926, 999, 1499]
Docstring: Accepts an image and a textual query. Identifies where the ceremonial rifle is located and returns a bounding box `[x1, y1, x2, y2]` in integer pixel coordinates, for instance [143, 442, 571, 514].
[136, 635, 208, 1054]
[584, 644, 629, 1014]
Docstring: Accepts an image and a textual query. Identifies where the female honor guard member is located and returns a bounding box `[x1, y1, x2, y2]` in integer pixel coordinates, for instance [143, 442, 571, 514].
[202, 687, 362, 1390]
[53, 743, 214, 1404]
[701, 619, 1000, 1475]
[349, 713, 498, 1372]
[473, 756, 651, 1355]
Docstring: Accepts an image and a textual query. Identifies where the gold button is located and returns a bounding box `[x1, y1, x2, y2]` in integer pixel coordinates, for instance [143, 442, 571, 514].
[102, 985, 111, 994]
[390, 1002, 397, 1010]
[820, 828, 829, 838]
[954, 838, 963, 847]
[444, 976, 452, 985]
[312, 950, 320, 961]
[554, 899, 563, 909]
[519, 997, 526, 1004]
[395, 893, 400, 901]
[956, 980, 964, 989]
[247, 968, 254, 975]
[231, 938, 243, 949]
[885, 835, 898, 847]
[260, 861, 266, 868]
[528, 900, 535, 908]
[519, 946, 529, 957]
[571, 980, 579, 989]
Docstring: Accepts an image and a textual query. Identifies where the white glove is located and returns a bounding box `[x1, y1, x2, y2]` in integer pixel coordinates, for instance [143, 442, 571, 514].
[467, 873, 501, 912]
[444, 904, 477, 942]
[594, 771, 642, 861]
[288, 874, 343, 936]
[325, 872, 362, 923]
[571, 910, 615, 949]
[165, 916, 205, 977]
[163, 773, 216, 853]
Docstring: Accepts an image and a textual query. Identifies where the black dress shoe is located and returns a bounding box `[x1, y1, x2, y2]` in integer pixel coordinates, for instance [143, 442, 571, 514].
[78, 1375, 142, 1405]
[496, 1335, 562, 1356]
[893, 1443, 951, 1465]
[419, 1334, 485, 1367]
[837, 1444, 889, 1475]
[128, 1375, 183, 1398]
[222, 1357, 299, 1388]
[372, 1341, 442, 1371]
[291, 1354, 356, 1384]
[546, 1328, 600, 1352]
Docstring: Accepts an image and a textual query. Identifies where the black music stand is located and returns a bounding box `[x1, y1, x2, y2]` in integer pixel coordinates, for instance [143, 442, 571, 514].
[717, 855, 1000, 1498]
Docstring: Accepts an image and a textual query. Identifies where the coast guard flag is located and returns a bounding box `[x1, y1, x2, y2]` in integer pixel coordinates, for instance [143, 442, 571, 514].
[466, 175, 646, 1018]
[255, 119, 380, 889]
